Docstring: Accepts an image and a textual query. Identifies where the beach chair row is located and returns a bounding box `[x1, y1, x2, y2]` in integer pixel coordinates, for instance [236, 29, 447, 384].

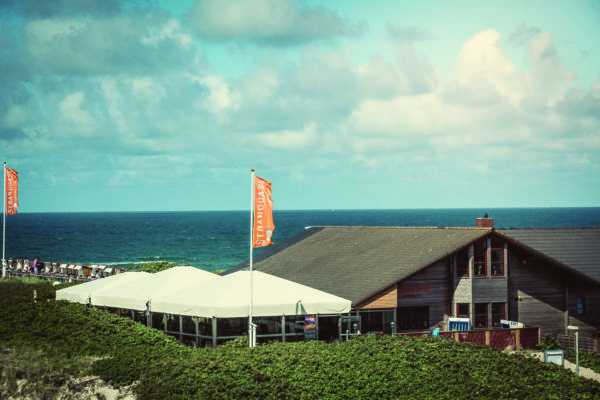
[3, 259, 123, 281]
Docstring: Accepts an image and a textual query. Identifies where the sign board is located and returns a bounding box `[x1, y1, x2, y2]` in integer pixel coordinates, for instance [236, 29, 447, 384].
[501, 319, 524, 329]
[399, 282, 431, 298]
[304, 315, 316, 340]
[544, 350, 564, 366]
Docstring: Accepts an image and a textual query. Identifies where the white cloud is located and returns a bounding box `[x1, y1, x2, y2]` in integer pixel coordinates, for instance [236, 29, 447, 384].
[57, 92, 97, 136]
[187, 0, 362, 45]
[3, 105, 29, 128]
[249, 123, 317, 149]
[22, 13, 198, 75]
[193, 75, 241, 121]
[453, 29, 522, 106]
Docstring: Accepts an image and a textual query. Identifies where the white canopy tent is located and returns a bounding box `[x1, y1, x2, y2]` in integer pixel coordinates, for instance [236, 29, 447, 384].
[151, 270, 351, 318]
[56, 271, 150, 304]
[90, 266, 219, 310]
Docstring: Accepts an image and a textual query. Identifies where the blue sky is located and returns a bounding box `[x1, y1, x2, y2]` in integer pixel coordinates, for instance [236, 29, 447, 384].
[1, 0, 599, 212]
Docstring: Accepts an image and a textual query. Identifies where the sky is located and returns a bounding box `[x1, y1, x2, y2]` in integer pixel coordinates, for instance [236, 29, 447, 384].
[0, 0, 599, 212]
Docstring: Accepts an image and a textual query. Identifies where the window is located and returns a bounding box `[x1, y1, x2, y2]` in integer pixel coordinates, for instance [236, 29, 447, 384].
[456, 303, 470, 318]
[490, 237, 504, 276]
[359, 310, 394, 334]
[577, 297, 585, 315]
[457, 248, 469, 277]
[491, 302, 505, 327]
[474, 303, 488, 328]
[473, 241, 487, 277]
[397, 306, 429, 330]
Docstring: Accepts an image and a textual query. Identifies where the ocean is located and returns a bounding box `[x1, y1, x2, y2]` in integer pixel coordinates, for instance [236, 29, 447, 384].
[3, 208, 599, 272]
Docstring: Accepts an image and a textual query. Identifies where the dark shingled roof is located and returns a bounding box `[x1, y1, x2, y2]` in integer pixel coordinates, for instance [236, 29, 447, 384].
[229, 226, 491, 305]
[497, 227, 600, 284]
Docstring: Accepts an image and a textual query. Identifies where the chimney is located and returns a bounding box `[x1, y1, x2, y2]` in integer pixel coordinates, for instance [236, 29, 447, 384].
[476, 213, 494, 228]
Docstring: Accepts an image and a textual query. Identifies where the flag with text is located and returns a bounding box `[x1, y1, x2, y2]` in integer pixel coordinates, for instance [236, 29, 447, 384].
[253, 175, 274, 247]
[5, 168, 19, 215]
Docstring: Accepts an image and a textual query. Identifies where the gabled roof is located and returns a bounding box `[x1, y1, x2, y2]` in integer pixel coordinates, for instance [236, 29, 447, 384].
[496, 227, 600, 284]
[229, 226, 491, 305]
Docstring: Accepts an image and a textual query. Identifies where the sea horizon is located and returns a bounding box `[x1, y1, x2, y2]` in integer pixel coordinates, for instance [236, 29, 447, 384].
[14, 205, 600, 214]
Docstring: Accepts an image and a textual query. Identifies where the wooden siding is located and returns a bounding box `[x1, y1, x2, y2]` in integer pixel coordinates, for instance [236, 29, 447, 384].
[397, 260, 450, 326]
[508, 248, 567, 335]
[358, 284, 398, 309]
[566, 284, 600, 337]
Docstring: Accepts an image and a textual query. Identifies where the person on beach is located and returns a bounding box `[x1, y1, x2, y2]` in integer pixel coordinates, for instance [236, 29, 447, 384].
[33, 257, 39, 274]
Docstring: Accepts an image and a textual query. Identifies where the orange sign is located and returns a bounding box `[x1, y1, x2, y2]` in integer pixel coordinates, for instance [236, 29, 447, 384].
[5, 168, 19, 215]
[253, 175, 274, 247]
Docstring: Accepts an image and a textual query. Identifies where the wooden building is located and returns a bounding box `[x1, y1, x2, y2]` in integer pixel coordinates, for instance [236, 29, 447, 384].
[228, 218, 600, 337]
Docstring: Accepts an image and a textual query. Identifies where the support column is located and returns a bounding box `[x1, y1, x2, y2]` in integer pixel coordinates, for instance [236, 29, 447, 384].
[212, 317, 217, 347]
[281, 315, 286, 342]
[179, 315, 183, 341]
[194, 317, 199, 348]
[486, 238, 492, 280]
[564, 283, 569, 335]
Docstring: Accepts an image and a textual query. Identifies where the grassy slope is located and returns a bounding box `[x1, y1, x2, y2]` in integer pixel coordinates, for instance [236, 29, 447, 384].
[1, 280, 599, 400]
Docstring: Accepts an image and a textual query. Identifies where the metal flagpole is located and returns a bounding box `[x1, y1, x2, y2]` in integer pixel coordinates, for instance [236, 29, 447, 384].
[2, 162, 6, 278]
[248, 169, 256, 348]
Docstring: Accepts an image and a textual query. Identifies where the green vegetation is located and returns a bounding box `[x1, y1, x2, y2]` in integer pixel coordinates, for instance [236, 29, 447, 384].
[538, 334, 600, 374]
[1, 280, 599, 399]
[124, 261, 178, 273]
[537, 334, 563, 352]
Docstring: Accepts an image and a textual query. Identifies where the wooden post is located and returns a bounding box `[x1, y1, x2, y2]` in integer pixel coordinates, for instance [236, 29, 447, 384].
[516, 329, 520, 351]
[485, 330, 490, 345]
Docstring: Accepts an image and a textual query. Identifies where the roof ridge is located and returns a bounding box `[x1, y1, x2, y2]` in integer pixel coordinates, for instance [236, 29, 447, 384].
[498, 227, 600, 230]
[306, 226, 491, 230]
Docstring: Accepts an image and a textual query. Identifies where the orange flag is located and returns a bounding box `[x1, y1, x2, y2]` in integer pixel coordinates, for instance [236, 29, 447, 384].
[5, 168, 19, 215]
[253, 175, 274, 247]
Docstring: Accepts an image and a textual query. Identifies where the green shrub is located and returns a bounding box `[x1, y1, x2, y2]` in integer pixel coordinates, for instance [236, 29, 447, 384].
[1, 280, 600, 399]
[124, 261, 178, 273]
[536, 334, 563, 351]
